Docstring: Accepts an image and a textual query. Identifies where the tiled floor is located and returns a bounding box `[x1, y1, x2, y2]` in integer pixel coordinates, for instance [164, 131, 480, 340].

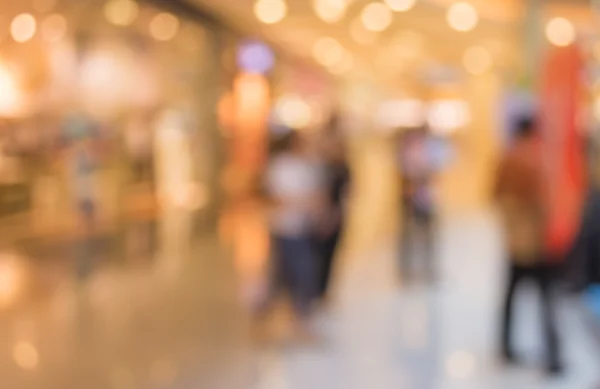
[254, 213, 600, 389]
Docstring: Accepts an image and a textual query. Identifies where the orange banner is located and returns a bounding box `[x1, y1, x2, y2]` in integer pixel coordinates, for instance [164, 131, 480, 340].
[539, 45, 586, 260]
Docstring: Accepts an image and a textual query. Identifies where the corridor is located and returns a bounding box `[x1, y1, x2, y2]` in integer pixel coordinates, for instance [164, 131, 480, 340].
[252, 212, 600, 389]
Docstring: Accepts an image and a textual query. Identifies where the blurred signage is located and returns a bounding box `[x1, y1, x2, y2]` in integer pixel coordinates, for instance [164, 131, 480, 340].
[539, 44, 586, 259]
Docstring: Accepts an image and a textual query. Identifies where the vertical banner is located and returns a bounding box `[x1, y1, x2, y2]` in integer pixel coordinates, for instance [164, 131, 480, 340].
[539, 45, 586, 259]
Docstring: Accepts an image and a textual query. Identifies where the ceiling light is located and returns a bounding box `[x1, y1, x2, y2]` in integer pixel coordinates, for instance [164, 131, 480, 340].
[149, 13, 179, 41]
[384, 0, 416, 12]
[11, 14, 37, 43]
[254, 0, 287, 25]
[313, 0, 347, 23]
[447, 2, 478, 32]
[361, 2, 393, 32]
[545, 17, 575, 47]
[463, 46, 492, 75]
[313, 37, 344, 67]
[104, 0, 139, 26]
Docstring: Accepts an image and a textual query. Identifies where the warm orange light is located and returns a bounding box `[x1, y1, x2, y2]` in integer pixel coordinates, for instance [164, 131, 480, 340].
[313, 0, 347, 23]
[384, 0, 416, 12]
[104, 0, 139, 27]
[149, 13, 179, 41]
[361, 2, 393, 32]
[254, 0, 287, 24]
[546, 17, 575, 47]
[41, 14, 67, 42]
[447, 2, 478, 32]
[11, 14, 37, 43]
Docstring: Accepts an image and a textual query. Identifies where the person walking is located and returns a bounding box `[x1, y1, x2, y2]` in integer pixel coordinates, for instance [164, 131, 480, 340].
[313, 119, 350, 302]
[495, 117, 563, 375]
[265, 130, 324, 337]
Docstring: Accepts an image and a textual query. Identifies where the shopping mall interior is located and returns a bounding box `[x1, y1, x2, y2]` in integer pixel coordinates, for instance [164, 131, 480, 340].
[0, 0, 599, 388]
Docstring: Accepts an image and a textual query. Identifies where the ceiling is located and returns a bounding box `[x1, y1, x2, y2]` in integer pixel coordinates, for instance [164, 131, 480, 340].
[190, 0, 594, 87]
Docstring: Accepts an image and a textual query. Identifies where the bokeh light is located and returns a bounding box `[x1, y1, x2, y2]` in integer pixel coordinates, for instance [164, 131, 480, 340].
[104, 0, 139, 27]
[275, 94, 313, 129]
[313, 37, 344, 67]
[545, 17, 575, 47]
[41, 13, 67, 42]
[427, 99, 471, 134]
[313, 0, 347, 23]
[11, 14, 37, 43]
[446, 2, 478, 32]
[254, 0, 287, 24]
[149, 13, 180, 41]
[463, 46, 492, 75]
[237, 41, 275, 74]
[13, 341, 39, 370]
[376, 99, 426, 129]
[384, 0, 416, 12]
[361, 2, 393, 32]
[0, 64, 22, 117]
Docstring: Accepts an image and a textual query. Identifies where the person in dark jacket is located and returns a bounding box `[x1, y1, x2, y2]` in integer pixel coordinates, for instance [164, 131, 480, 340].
[495, 117, 563, 375]
[313, 118, 350, 302]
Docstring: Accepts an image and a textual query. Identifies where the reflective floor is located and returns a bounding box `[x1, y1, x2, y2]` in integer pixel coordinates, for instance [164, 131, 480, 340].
[0, 211, 599, 389]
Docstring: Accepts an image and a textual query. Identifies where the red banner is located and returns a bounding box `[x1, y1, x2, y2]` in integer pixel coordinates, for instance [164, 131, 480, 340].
[539, 45, 586, 260]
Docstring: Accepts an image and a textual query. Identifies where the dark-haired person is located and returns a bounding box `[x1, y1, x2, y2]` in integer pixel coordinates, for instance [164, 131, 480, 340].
[265, 131, 324, 338]
[313, 120, 350, 302]
[495, 117, 563, 375]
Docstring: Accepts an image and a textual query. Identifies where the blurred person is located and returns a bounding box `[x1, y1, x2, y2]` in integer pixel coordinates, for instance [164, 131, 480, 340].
[265, 130, 324, 338]
[495, 117, 563, 375]
[64, 113, 100, 233]
[313, 116, 350, 302]
[399, 127, 438, 282]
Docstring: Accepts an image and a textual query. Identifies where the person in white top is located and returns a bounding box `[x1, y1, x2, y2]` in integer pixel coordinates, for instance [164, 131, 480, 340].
[265, 131, 324, 334]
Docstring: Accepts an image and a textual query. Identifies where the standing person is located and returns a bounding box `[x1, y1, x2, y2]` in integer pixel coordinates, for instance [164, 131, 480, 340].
[313, 118, 350, 302]
[265, 130, 324, 337]
[399, 127, 437, 282]
[495, 117, 563, 375]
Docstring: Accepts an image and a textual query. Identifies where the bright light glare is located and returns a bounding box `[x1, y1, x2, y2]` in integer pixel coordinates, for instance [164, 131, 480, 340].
[11, 14, 37, 43]
[276, 95, 313, 129]
[313, 0, 347, 23]
[463, 46, 492, 75]
[149, 13, 180, 41]
[13, 342, 39, 370]
[545, 17, 575, 47]
[0, 66, 22, 117]
[427, 100, 471, 135]
[376, 99, 426, 129]
[350, 17, 378, 46]
[384, 0, 416, 12]
[254, 0, 287, 24]
[41, 14, 67, 42]
[104, 0, 139, 26]
[361, 2, 393, 32]
[313, 37, 344, 67]
[447, 2, 478, 32]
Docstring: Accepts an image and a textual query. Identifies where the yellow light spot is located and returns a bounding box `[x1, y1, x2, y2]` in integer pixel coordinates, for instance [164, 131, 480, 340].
[313, 37, 344, 67]
[149, 13, 179, 42]
[13, 342, 39, 370]
[11, 14, 37, 43]
[384, 0, 416, 12]
[361, 2, 393, 32]
[546, 17, 575, 47]
[447, 2, 478, 32]
[104, 0, 139, 26]
[313, 0, 347, 23]
[254, 0, 287, 25]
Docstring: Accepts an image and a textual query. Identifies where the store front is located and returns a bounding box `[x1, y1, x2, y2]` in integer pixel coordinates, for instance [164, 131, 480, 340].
[0, 0, 224, 240]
